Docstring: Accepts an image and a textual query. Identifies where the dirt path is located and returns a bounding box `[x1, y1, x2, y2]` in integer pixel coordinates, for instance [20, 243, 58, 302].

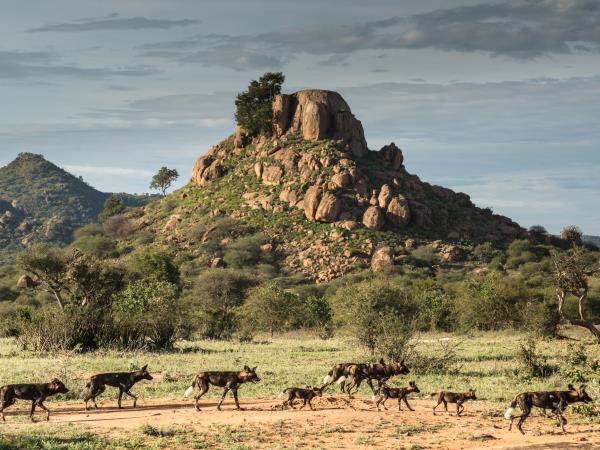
[5, 396, 600, 449]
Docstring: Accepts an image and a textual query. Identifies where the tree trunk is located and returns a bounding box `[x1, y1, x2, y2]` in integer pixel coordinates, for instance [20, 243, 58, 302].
[557, 289, 600, 343]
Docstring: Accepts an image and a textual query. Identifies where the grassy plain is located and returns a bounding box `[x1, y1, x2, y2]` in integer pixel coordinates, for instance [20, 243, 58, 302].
[1, 328, 600, 449]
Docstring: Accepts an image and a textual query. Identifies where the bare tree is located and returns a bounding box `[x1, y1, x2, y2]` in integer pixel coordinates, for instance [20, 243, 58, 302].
[553, 247, 600, 341]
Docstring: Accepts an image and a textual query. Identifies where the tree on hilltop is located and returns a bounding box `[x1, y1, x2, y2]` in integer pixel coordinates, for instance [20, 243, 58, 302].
[235, 72, 285, 136]
[150, 167, 179, 196]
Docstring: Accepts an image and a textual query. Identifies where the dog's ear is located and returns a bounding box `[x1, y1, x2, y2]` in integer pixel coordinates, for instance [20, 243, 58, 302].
[568, 383, 575, 391]
[142, 365, 148, 371]
[400, 359, 405, 365]
[409, 381, 415, 386]
[243, 365, 251, 372]
[379, 358, 385, 365]
[252, 366, 257, 372]
[579, 384, 587, 390]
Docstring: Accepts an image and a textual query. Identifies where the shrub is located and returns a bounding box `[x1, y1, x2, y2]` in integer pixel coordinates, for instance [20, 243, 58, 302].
[520, 297, 560, 338]
[331, 279, 416, 356]
[16, 306, 108, 351]
[126, 248, 180, 285]
[237, 282, 304, 337]
[472, 242, 499, 263]
[71, 234, 117, 258]
[111, 279, 179, 350]
[103, 214, 135, 238]
[234, 72, 285, 136]
[514, 337, 556, 379]
[411, 280, 454, 331]
[98, 195, 125, 223]
[410, 245, 438, 267]
[453, 273, 524, 331]
[560, 225, 583, 246]
[184, 269, 255, 339]
[301, 296, 334, 339]
[223, 233, 269, 268]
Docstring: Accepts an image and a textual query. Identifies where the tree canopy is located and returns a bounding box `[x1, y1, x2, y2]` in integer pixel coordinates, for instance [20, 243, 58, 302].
[234, 72, 285, 136]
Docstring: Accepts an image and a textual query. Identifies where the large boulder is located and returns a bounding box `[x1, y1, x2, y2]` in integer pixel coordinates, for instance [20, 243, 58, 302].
[191, 156, 223, 186]
[379, 143, 404, 170]
[272, 94, 291, 136]
[378, 184, 393, 208]
[371, 245, 394, 272]
[272, 90, 368, 157]
[303, 185, 322, 221]
[261, 165, 284, 185]
[362, 206, 385, 230]
[233, 125, 250, 148]
[315, 191, 343, 222]
[386, 195, 411, 226]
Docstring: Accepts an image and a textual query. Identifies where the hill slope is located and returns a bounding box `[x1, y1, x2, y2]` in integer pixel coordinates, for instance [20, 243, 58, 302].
[0, 153, 151, 263]
[121, 89, 526, 281]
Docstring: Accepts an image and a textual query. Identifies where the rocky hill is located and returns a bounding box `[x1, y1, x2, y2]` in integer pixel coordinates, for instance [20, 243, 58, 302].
[123, 89, 526, 282]
[0, 153, 152, 263]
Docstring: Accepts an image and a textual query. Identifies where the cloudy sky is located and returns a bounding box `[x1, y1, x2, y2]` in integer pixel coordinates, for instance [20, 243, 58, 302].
[1, 0, 599, 234]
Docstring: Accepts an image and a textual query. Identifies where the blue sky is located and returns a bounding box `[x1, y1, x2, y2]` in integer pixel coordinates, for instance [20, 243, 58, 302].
[1, 0, 599, 234]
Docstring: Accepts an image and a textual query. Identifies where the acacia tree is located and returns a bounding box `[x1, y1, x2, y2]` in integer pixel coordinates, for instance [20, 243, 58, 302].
[560, 225, 583, 246]
[17, 244, 125, 310]
[553, 247, 600, 341]
[150, 167, 179, 196]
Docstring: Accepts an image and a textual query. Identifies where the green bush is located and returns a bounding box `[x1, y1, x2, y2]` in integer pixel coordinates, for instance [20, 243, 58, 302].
[453, 273, 524, 331]
[223, 233, 270, 268]
[126, 248, 180, 285]
[410, 245, 439, 267]
[411, 280, 454, 331]
[331, 279, 416, 356]
[301, 295, 334, 339]
[71, 234, 117, 258]
[183, 269, 255, 339]
[111, 279, 179, 350]
[237, 281, 303, 337]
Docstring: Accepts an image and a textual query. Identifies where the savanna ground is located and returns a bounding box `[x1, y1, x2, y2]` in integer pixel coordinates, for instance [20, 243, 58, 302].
[2, 328, 600, 449]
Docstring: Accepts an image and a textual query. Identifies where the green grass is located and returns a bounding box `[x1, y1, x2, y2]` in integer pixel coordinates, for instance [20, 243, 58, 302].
[1, 327, 600, 404]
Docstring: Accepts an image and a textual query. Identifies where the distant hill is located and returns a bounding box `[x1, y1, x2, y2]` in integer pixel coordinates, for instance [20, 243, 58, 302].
[0, 153, 154, 263]
[584, 235, 600, 248]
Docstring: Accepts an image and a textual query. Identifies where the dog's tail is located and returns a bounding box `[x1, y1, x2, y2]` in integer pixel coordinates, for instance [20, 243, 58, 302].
[323, 370, 335, 385]
[504, 397, 519, 420]
[278, 388, 291, 399]
[184, 375, 198, 398]
[429, 392, 438, 397]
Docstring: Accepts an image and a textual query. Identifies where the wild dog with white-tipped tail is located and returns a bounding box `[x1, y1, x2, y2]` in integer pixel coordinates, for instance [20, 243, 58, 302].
[322, 363, 357, 394]
[184, 366, 261, 411]
[505, 384, 592, 434]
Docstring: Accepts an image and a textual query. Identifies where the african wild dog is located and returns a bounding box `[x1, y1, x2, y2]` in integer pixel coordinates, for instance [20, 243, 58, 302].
[347, 359, 410, 396]
[374, 381, 420, 411]
[505, 384, 592, 434]
[184, 366, 261, 411]
[0, 379, 69, 422]
[322, 363, 358, 394]
[432, 389, 477, 416]
[83, 365, 153, 410]
[279, 386, 323, 410]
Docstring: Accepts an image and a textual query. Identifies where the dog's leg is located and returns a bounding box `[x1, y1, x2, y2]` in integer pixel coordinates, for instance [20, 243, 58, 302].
[36, 400, 50, 421]
[93, 385, 105, 409]
[117, 388, 124, 409]
[217, 386, 230, 411]
[231, 386, 243, 411]
[30, 400, 37, 422]
[308, 398, 315, 411]
[517, 407, 530, 435]
[194, 381, 209, 411]
[457, 402, 463, 416]
[432, 400, 440, 415]
[443, 400, 449, 415]
[300, 398, 307, 410]
[403, 396, 414, 412]
[125, 390, 137, 408]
